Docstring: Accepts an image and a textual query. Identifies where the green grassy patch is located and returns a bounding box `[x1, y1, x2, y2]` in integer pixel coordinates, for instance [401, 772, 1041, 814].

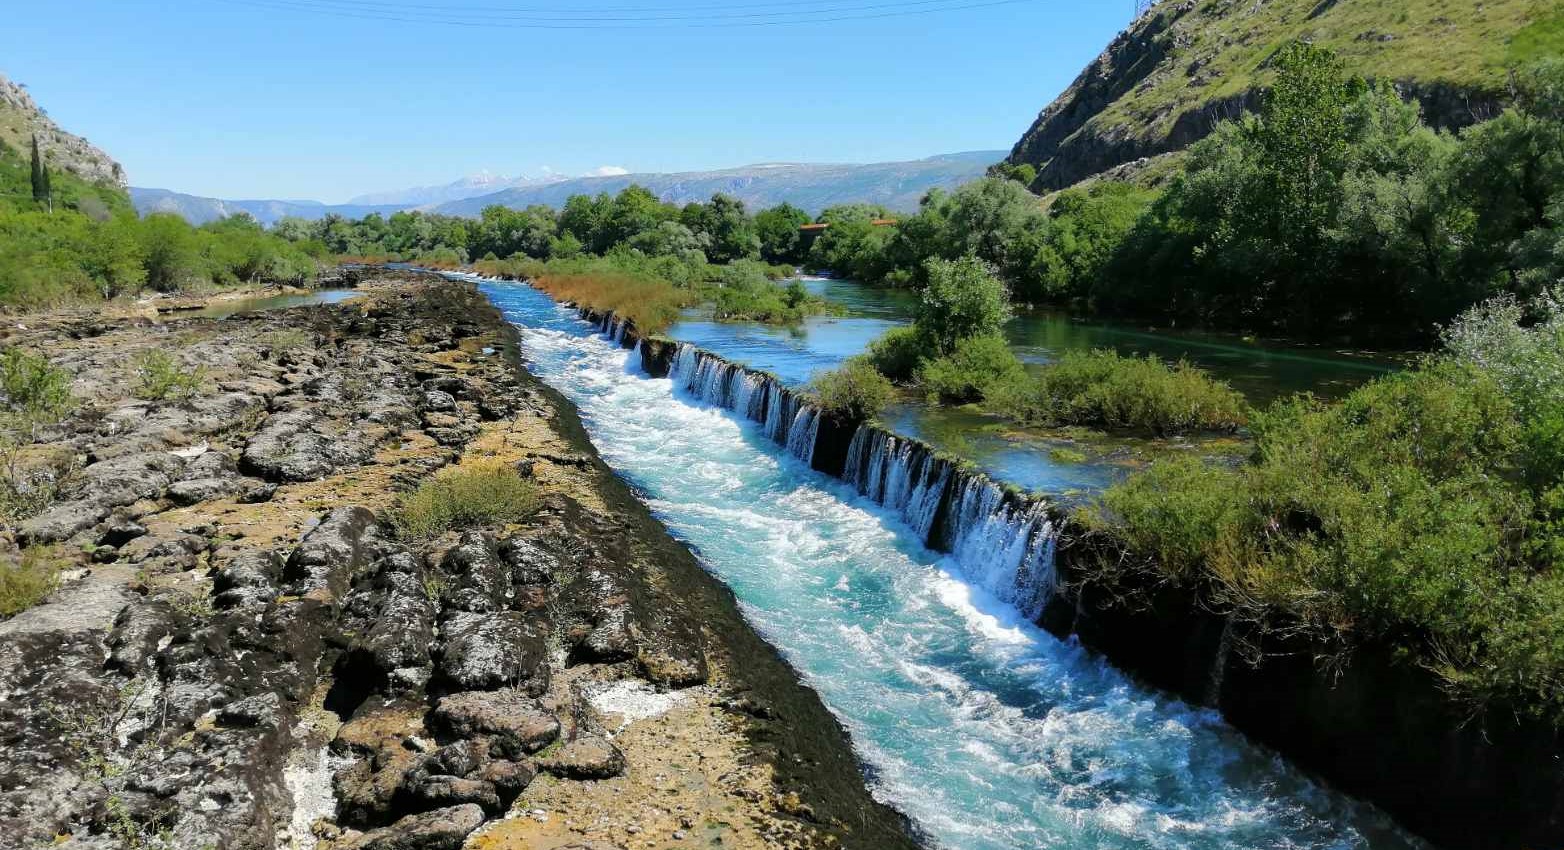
[1090, 0, 1543, 146]
[393, 462, 540, 542]
[986, 350, 1248, 435]
[1509, 7, 1564, 64]
[0, 545, 62, 619]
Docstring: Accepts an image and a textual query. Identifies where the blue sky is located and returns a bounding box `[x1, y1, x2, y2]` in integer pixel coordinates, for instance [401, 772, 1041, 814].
[3, 0, 1128, 201]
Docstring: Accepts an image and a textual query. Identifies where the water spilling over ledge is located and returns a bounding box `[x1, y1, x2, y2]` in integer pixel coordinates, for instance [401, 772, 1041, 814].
[477, 291, 1415, 849]
[651, 331, 1063, 622]
[562, 296, 1564, 850]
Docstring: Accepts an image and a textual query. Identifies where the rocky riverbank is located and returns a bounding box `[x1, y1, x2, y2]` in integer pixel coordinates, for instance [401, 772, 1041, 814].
[0, 272, 918, 850]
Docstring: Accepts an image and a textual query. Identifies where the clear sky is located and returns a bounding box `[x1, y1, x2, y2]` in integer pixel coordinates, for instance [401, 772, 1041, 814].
[2, 0, 1129, 202]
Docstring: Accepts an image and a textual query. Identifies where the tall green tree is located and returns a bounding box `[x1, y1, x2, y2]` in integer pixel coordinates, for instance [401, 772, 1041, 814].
[1249, 42, 1354, 254]
[754, 202, 811, 264]
[28, 136, 50, 210]
[915, 255, 1012, 355]
[690, 193, 760, 264]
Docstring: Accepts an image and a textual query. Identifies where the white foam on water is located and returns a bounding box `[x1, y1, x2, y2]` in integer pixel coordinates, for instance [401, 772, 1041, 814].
[478, 278, 1422, 850]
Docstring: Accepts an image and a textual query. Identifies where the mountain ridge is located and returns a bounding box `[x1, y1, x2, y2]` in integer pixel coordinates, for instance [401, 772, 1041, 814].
[133, 151, 1003, 224]
[1005, 0, 1558, 190]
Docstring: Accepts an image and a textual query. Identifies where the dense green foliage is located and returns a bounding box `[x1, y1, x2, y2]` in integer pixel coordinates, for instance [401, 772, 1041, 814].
[863, 326, 926, 383]
[986, 350, 1247, 435]
[709, 262, 834, 324]
[0, 186, 321, 308]
[0, 137, 324, 308]
[483, 252, 825, 333]
[810, 358, 895, 421]
[1083, 289, 1564, 716]
[754, 202, 812, 264]
[915, 256, 1013, 355]
[810, 51, 1564, 345]
[916, 334, 1024, 404]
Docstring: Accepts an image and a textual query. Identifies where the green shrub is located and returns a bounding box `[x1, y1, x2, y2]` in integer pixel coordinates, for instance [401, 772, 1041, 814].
[707, 263, 834, 324]
[132, 350, 204, 402]
[988, 349, 1247, 435]
[864, 326, 927, 383]
[916, 334, 1025, 404]
[393, 462, 540, 541]
[810, 357, 895, 422]
[915, 256, 1013, 355]
[0, 546, 62, 619]
[0, 349, 74, 421]
[1083, 318, 1564, 716]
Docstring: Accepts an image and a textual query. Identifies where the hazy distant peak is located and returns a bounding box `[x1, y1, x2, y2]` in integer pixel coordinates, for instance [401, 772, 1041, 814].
[346, 171, 566, 206]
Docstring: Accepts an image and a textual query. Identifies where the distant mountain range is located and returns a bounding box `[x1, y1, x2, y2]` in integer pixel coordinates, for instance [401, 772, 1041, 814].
[344, 170, 566, 207]
[131, 151, 1003, 225]
[128, 190, 407, 226]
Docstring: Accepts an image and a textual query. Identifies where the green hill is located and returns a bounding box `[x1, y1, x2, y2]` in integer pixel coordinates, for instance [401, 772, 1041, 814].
[1007, 0, 1563, 190]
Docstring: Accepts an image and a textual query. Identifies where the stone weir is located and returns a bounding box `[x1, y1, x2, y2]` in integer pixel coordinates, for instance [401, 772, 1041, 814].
[581, 305, 1564, 850]
[595, 309, 1061, 625]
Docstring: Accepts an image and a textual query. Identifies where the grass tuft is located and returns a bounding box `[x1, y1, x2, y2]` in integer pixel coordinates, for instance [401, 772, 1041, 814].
[0, 545, 62, 619]
[393, 461, 540, 541]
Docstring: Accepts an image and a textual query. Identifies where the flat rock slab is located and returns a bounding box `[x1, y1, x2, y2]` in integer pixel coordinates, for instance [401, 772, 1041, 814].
[537, 735, 626, 780]
[432, 689, 560, 754]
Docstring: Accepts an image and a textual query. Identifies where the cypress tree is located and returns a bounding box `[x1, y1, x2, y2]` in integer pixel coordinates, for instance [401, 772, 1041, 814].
[29, 135, 50, 208]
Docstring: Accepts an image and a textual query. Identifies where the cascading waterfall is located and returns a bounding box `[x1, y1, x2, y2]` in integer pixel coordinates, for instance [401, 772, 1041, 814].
[639, 322, 1064, 621]
[666, 341, 822, 464]
[478, 277, 1416, 850]
[938, 476, 1059, 620]
[842, 428, 951, 545]
[640, 325, 1060, 618]
[785, 407, 820, 464]
[840, 423, 1056, 617]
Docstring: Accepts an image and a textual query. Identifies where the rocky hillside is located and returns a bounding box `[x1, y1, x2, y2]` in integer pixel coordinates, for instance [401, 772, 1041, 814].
[0, 72, 126, 189]
[1007, 0, 1561, 190]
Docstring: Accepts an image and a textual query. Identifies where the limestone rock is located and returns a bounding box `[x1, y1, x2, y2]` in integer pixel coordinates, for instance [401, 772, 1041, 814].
[431, 690, 560, 754]
[537, 735, 626, 780]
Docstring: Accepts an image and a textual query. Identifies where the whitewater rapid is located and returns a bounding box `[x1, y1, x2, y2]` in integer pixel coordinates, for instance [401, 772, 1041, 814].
[477, 277, 1415, 850]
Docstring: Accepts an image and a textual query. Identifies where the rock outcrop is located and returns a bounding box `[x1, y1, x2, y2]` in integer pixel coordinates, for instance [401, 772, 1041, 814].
[0, 72, 127, 188]
[1006, 0, 1528, 190]
[0, 273, 917, 850]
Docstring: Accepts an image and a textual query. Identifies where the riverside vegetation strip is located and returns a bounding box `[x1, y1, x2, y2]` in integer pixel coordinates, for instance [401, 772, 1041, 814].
[0, 272, 916, 850]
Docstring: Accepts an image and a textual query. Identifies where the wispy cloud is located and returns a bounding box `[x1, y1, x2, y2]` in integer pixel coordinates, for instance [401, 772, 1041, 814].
[589, 165, 630, 176]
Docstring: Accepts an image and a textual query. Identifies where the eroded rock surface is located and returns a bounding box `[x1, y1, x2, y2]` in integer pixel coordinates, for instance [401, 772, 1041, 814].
[0, 273, 917, 850]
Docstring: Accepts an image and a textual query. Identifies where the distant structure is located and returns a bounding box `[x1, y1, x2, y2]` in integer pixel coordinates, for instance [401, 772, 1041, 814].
[1134, 0, 1156, 18]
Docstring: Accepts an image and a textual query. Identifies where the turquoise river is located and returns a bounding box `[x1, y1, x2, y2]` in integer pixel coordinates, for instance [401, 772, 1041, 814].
[474, 275, 1419, 850]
